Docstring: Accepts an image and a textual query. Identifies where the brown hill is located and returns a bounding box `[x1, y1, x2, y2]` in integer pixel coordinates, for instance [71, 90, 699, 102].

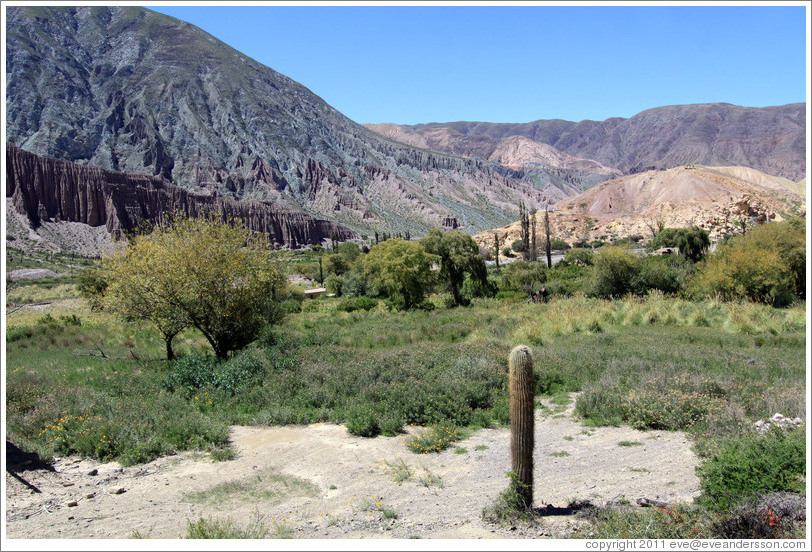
[487, 136, 621, 177]
[474, 165, 806, 250]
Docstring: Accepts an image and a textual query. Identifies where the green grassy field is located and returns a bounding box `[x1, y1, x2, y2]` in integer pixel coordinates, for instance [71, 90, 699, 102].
[4, 254, 806, 538]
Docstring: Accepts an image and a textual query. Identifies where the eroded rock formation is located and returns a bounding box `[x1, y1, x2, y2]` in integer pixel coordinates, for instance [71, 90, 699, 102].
[5, 143, 356, 248]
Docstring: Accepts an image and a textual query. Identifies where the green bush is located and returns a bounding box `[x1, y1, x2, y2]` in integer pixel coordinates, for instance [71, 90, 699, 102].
[162, 351, 265, 396]
[562, 248, 594, 267]
[405, 425, 458, 453]
[500, 261, 546, 292]
[589, 246, 639, 299]
[632, 255, 686, 295]
[344, 403, 380, 437]
[336, 296, 378, 312]
[696, 428, 806, 511]
[687, 220, 805, 306]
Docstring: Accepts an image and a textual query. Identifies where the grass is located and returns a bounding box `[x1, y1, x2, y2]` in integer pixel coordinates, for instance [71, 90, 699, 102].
[185, 515, 276, 539]
[382, 457, 413, 485]
[617, 441, 643, 447]
[549, 451, 571, 457]
[5, 268, 806, 539]
[182, 469, 317, 505]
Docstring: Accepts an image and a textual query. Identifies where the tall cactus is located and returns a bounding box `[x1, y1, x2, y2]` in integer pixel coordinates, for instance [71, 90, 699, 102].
[509, 344, 535, 509]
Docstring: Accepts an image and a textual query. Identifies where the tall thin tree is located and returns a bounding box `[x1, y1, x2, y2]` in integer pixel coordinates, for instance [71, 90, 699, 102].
[544, 204, 552, 268]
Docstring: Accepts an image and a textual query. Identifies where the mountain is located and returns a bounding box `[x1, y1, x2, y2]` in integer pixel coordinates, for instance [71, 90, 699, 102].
[5, 5, 582, 237]
[366, 103, 806, 182]
[473, 164, 806, 250]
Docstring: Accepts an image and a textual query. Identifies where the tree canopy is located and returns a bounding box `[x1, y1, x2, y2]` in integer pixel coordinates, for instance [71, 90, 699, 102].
[420, 229, 489, 306]
[102, 213, 288, 359]
[362, 238, 437, 310]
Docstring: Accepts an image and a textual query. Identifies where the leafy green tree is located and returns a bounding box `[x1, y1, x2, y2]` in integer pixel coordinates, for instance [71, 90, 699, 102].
[362, 239, 437, 310]
[649, 227, 710, 262]
[336, 242, 362, 262]
[322, 253, 350, 277]
[77, 268, 108, 312]
[103, 244, 189, 360]
[420, 229, 489, 306]
[102, 213, 288, 359]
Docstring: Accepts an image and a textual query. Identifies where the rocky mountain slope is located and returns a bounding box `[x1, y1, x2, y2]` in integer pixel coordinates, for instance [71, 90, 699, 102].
[5, 5, 582, 236]
[6, 143, 355, 250]
[474, 164, 806, 250]
[367, 102, 806, 182]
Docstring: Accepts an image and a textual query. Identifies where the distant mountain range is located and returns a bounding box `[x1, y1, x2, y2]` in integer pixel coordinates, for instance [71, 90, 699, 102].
[4, 6, 807, 252]
[366, 102, 806, 182]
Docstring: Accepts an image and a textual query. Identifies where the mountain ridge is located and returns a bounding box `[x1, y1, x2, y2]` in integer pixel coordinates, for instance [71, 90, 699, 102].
[5, 5, 581, 236]
[365, 102, 806, 182]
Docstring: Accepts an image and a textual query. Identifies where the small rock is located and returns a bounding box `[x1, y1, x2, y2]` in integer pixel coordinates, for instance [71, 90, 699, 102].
[84, 468, 98, 476]
[67, 516, 75, 520]
[85, 493, 96, 499]
[66, 501, 78, 507]
[62, 482, 75, 487]
[109, 487, 126, 495]
[745, 358, 756, 365]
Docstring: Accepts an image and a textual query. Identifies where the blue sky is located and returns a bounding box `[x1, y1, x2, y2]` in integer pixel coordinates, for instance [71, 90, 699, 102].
[149, 3, 808, 125]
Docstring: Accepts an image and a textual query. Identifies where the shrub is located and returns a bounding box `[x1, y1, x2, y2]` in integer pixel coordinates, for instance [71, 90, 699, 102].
[344, 403, 380, 437]
[711, 492, 807, 539]
[687, 220, 805, 306]
[696, 427, 806, 511]
[589, 246, 639, 298]
[562, 248, 594, 267]
[511, 239, 526, 253]
[500, 261, 546, 292]
[163, 351, 265, 396]
[405, 425, 458, 453]
[625, 376, 729, 430]
[632, 255, 686, 295]
[336, 296, 378, 312]
[77, 268, 107, 310]
[550, 238, 570, 251]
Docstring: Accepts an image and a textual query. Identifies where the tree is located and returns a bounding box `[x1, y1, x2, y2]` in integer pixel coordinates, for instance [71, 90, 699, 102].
[544, 204, 553, 268]
[420, 229, 489, 307]
[362, 239, 437, 310]
[519, 202, 531, 261]
[103, 246, 189, 360]
[493, 232, 501, 271]
[102, 213, 288, 359]
[530, 208, 538, 262]
[649, 227, 710, 262]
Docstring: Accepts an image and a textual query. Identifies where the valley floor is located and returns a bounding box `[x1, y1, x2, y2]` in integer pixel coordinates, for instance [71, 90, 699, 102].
[5, 395, 699, 541]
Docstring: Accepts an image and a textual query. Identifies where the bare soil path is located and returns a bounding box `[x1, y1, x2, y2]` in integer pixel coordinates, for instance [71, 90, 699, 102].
[5, 394, 701, 540]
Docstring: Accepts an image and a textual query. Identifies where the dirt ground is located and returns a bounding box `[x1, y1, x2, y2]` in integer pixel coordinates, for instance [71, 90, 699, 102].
[5, 395, 701, 542]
